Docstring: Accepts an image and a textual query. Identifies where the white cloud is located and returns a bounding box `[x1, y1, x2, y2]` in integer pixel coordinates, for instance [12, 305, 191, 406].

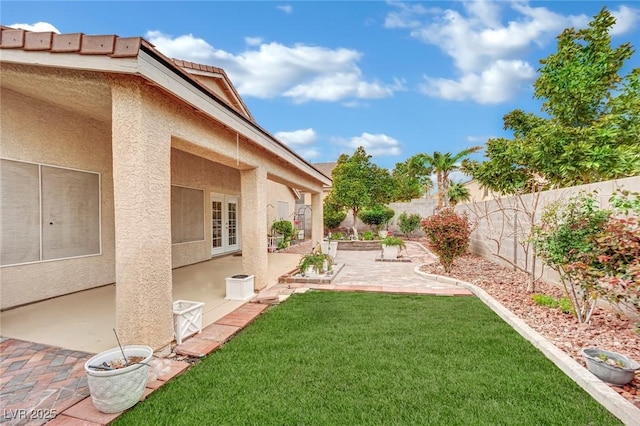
[385, 1, 593, 104]
[296, 148, 321, 159]
[420, 60, 535, 104]
[467, 135, 493, 143]
[336, 132, 402, 157]
[277, 4, 293, 14]
[9, 22, 60, 33]
[245, 36, 262, 46]
[147, 31, 400, 103]
[610, 5, 640, 36]
[275, 128, 317, 146]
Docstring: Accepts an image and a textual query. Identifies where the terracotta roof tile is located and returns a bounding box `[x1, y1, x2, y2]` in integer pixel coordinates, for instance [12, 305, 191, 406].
[24, 31, 53, 50]
[1, 28, 25, 48]
[51, 33, 83, 52]
[79, 34, 116, 55]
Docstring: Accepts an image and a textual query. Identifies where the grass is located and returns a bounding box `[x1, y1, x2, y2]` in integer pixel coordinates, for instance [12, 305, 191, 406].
[115, 292, 621, 425]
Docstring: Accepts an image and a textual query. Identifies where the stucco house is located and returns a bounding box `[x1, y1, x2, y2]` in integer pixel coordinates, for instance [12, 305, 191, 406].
[0, 26, 330, 351]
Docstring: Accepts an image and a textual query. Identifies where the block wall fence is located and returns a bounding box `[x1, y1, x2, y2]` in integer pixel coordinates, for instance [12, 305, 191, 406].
[338, 176, 640, 287]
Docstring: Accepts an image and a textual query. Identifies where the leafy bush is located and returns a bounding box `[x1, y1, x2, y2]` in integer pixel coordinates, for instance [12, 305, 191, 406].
[397, 212, 422, 238]
[271, 220, 295, 241]
[324, 201, 347, 230]
[362, 230, 375, 241]
[299, 251, 333, 274]
[331, 232, 344, 240]
[531, 192, 611, 324]
[566, 190, 640, 314]
[382, 236, 405, 248]
[531, 294, 574, 314]
[421, 209, 471, 273]
[359, 206, 395, 232]
[531, 294, 557, 308]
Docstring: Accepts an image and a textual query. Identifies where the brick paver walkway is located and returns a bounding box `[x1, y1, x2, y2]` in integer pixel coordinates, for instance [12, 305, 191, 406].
[0, 338, 91, 425]
[0, 240, 471, 425]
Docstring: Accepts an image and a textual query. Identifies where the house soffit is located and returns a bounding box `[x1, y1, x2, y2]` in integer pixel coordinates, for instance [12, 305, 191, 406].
[1, 63, 112, 122]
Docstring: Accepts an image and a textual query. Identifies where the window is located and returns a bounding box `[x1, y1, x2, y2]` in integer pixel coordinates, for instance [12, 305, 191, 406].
[0, 159, 101, 266]
[171, 185, 205, 244]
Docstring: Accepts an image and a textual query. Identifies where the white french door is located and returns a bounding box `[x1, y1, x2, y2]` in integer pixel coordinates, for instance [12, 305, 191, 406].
[211, 194, 240, 256]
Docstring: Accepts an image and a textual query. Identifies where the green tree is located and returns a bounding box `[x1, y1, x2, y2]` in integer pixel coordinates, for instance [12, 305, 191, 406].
[414, 147, 481, 209]
[329, 147, 395, 229]
[465, 7, 640, 194]
[448, 181, 471, 206]
[392, 156, 434, 201]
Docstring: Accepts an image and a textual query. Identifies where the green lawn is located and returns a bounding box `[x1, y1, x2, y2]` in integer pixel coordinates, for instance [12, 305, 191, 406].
[115, 292, 621, 425]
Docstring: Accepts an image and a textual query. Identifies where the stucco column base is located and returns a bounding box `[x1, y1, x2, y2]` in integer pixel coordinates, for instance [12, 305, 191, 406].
[111, 79, 174, 351]
[241, 167, 269, 290]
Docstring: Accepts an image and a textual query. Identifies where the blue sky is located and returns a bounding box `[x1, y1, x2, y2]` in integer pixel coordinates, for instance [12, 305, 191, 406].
[3, 1, 639, 172]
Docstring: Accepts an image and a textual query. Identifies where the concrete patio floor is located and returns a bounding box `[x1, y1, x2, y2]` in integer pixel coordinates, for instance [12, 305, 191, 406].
[0, 251, 302, 354]
[0, 241, 477, 425]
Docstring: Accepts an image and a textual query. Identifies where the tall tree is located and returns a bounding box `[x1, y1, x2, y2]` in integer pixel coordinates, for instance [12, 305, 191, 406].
[414, 147, 481, 209]
[465, 7, 640, 194]
[391, 156, 433, 201]
[328, 146, 394, 229]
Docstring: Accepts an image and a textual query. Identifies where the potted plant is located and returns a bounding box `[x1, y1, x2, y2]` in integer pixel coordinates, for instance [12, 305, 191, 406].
[382, 236, 405, 259]
[299, 251, 333, 277]
[320, 234, 339, 258]
[581, 348, 640, 385]
[271, 220, 295, 249]
[84, 344, 153, 413]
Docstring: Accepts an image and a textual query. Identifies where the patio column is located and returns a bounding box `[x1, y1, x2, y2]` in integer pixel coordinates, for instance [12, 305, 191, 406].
[240, 167, 268, 290]
[311, 192, 324, 245]
[111, 79, 173, 352]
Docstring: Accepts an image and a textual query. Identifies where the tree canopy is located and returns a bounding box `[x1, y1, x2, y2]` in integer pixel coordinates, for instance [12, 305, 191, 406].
[413, 147, 481, 208]
[327, 146, 396, 228]
[464, 7, 640, 194]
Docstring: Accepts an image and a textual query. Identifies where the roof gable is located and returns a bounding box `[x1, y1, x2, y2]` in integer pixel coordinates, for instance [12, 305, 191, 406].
[172, 59, 254, 122]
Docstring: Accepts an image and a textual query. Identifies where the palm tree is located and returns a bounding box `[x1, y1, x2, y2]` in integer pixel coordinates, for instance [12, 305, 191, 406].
[415, 146, 482, 208]
[448, 180, 472, 206]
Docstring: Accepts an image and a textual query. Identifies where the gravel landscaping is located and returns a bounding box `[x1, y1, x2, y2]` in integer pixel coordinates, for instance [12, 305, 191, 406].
[417, 241, 640, 409]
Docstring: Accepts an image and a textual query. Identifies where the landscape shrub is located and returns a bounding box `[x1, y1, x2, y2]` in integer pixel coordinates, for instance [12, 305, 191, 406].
[531, 190, 640, 324]
[324, 203, 346, 230]
[421, 209, 471, 273]
[359, 206, 395, 232]
[398, 212, 422, 238]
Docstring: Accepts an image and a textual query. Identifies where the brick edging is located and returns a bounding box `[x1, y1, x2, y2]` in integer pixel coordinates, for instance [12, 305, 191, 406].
[414, 269, 640, 426]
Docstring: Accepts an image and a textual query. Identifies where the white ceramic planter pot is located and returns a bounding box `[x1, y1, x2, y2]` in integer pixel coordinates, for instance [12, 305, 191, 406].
[382, 244, 400, 259]
[320, 241, 338, 258]
[84, 345, 153, 413]
[173, 300, 205, 345]
[225, 274, 255, 301]
[581, 348, 640, 385]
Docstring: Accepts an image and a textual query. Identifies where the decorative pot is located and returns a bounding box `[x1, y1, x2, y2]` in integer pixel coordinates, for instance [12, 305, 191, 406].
[84, 345, 153, 413]
[382, 244, 400, 259]
[320, 240, 338, 258]
[581, 348, 640, 385]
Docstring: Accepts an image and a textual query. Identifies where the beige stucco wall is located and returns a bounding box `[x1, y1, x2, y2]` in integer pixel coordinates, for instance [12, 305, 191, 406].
[266, 181, 296, 228]
[171, 148, 241, 268]
[0, 87, 116, 310]
[1, 63, 326, 314]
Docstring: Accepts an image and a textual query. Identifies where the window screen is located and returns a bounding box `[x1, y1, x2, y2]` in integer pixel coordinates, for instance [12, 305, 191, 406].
[41, 166, 100, 260]
[0, 159, 101, 266]
[171, 186, 205, 244]
[0, 160, 40, 265]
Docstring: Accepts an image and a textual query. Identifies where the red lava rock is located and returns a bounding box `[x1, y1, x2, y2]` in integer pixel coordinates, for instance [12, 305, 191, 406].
[418, 248, 640, 408]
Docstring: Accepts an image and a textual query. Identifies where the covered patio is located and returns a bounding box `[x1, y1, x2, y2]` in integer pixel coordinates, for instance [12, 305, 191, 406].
[0, 252, 301, 354]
